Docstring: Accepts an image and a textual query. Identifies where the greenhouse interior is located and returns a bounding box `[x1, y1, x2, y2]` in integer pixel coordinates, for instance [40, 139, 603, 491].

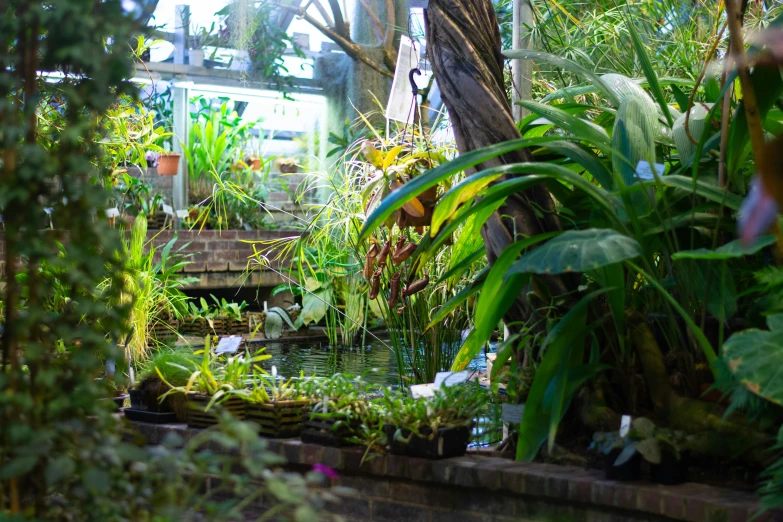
[5, 0, 783, 520]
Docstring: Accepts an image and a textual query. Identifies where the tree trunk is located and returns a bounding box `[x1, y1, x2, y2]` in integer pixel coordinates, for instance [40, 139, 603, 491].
[424, 0, 575, 341]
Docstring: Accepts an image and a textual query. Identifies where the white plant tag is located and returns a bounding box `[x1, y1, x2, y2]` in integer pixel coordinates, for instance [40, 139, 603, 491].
[105, 207, 120, 218]
[215, 335, 242, 354]
[271, 366, 277, 378]
[162, 203, 175, 216]
[620, 415, 632, 437]
[502, 403, 525, 424]
[635, 161, 665, 181]
[176, 209, 189, 219]
[434, 370, 469, 388]
[410, 383, 436, 399]
[386, 36, 431, 124]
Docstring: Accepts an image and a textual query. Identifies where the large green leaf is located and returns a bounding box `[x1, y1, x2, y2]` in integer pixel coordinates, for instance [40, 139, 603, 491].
[423, 161, 624, 261]
[451, 233, 560, 371]
[544, 141, 614, 190]
[358, 136, 565, 241]
[672, 236, 776, 261]
[723, 315, 783, 406]
[508, 229, 642, 276]
[517, 100, 611, 151]
[672, 104, 712, 165]
[612, 94, 658, 215]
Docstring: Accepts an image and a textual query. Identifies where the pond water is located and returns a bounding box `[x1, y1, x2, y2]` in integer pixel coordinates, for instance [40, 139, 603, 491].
[254, 338, 490, 387]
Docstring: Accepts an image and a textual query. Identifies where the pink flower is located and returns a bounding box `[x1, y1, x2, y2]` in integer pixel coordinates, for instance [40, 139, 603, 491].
[312, 463, 338, 479]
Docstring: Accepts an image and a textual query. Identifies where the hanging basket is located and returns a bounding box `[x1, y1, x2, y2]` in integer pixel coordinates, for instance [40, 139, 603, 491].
[394, 186, 437, 229]
[157, 154, 181, 176]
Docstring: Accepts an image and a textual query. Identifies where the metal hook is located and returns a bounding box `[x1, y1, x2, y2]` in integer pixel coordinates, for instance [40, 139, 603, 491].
[409, 68, 422, 97]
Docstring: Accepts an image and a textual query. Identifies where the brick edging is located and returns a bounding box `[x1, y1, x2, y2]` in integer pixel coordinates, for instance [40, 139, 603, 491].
[129, 422, 782, 522]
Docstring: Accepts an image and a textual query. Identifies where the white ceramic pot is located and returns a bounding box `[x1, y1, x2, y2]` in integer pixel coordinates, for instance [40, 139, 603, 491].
[189, 49, 205, 67]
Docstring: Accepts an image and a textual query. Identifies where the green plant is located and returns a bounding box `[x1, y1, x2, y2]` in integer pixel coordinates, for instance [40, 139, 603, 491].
[383, 383, 489, 442]
[209, 294, 248, 321]
[218, 1, 306, 97]
[612, 418, 692, 466]
[242, 373, 306, 404]
[159, 339, 271, 411]
[137, 346, 199, 387]
[103, 214, 197, 363]
[360, 4, 783, 467]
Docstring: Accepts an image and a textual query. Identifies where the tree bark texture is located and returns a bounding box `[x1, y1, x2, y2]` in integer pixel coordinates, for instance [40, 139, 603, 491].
[424, 0, 575, 334]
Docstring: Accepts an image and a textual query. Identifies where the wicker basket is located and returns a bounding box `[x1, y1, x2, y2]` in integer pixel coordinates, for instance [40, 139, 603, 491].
[245, 399, 311, 438]
[186, 394, 245, 429]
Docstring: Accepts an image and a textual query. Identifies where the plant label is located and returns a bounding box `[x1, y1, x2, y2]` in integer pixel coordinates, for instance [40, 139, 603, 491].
[501, 403, 525, 424]
[176, 209, 189, 219]
[215, 335, 242, 354]
[635, 161, 665, 181]
[620, 415, 632, 437]
[408, 0, 429, 8]
[434, 370, 469, 388]
[162, 204, 175, 216]
[386, 35, 431, 124]
[105, 207, 120, 218]
[410, 383, 436, 399]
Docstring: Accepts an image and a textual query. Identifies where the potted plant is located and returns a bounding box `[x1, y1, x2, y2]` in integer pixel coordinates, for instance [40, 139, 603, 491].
[160, 339, 270, 428]
[278, 157, 299, 174]
[592, 418, 692, 484]
[126, 347, 197, 423]
[188, 22, 217, 67]
[382, 383, 487, 459]
[240, 372, 312, 438]
[300, 374, 379, 447]
[157, 151, 181, 176]
[590, 431, 641, 481]
[629, 418, 691, 485]
[209, 294, 249, 335]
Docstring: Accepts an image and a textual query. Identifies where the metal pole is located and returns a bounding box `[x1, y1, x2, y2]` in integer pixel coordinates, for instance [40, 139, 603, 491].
[512, 0, 533, 121]
[174, 5, 189, 65]
[171, 81, 192, 215]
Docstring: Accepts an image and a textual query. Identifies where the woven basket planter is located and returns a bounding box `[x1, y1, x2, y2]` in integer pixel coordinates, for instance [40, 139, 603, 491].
[245, 399, 311, 438]
[179, 318, 209, 337]
[148, 319, 179, 343]
[223, 316, 249, 335]
[186, 394, 245, 429]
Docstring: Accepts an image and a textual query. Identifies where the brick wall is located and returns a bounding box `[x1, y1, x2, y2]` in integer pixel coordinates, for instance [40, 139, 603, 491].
[147, 229, 299, 274]
[133, 422, 782, 522]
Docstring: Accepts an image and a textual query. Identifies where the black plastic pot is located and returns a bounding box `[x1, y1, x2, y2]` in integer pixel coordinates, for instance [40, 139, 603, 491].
[124, 408, 178, 424]
[604, 449, 641, 481]
[384, 424, 472, 460]
[301, 414, 359, 447]
[129, 389, 145, 410]
[650, 451, 689, 485]
[113, 394, 129, 409]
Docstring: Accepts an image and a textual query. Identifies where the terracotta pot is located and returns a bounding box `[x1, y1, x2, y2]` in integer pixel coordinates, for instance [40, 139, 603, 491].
[251, 158, 262, 170]
[157, 154, 181, 176]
